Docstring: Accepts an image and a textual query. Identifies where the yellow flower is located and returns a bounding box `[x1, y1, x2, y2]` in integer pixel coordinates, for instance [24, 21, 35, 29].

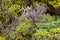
[33, 2, 40, 6]
[36, 30, 51, 37]
[57, 28, 60, 33]
[0, 36, 6, 40]
[47, 34, 51, 37]
[50, 28, 60, 34]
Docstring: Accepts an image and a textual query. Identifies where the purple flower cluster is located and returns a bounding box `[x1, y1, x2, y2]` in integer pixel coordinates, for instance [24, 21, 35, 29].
[21, 3, 48, 21]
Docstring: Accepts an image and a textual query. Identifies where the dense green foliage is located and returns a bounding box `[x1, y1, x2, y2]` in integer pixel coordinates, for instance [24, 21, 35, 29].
[0, 0, 60, 40]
